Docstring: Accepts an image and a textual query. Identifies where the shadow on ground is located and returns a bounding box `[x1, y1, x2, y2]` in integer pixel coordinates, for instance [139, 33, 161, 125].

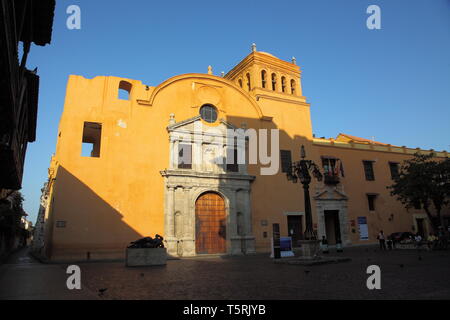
[78, 246, 450, 300]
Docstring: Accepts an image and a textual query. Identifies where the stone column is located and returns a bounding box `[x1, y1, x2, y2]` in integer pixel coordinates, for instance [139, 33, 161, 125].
[194, 142, 203, 171]
[229, 191, 238, 236]
[243, 190, 253, 235]
[167, 187, 175, 237]
[183, 187, 195, 256]
[243, 189, 256, 254]
[222, 144, 227, 173]
[173, 140, 179, 169]
[316, 203, 325, 240]
[165, 186, 177, 256]
[169, 136, 174, 169]
[229, 190, 241, 255]
[340, 202, 351, 246]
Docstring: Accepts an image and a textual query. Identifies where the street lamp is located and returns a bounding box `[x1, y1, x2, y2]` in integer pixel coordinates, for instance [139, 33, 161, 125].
[286, 145, 323, 240]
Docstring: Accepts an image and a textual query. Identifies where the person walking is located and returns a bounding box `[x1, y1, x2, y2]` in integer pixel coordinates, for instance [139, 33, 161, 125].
[414, 232, 423, 249]
[321, 236, 329, 254]
[387, 235, 393, 250]
[377, 230, 386, 251]
[427, 233, 437, 251]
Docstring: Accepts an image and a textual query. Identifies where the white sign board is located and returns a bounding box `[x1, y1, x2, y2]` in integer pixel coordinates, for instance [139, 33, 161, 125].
[358, 216, 369, 240]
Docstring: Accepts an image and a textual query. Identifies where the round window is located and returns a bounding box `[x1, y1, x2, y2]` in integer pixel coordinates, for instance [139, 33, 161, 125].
[199, 104, 218, 123]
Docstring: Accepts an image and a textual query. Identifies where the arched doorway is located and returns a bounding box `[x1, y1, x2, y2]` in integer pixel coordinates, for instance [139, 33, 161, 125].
[195, 192, 226, 254]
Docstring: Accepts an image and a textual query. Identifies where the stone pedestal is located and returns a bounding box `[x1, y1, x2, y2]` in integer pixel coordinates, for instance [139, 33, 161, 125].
[298, 240, 321, 259]
[230, 236, 256, 255]
[165, 238, 178, 256]
[126, 248, 167, 267]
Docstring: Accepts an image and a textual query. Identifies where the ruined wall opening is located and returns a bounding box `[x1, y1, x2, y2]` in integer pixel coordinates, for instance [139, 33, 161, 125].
[118, 81, 132, 100]
[81, 122, 102, 158]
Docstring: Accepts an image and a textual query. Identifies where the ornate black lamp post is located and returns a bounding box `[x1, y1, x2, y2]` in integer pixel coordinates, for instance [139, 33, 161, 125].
[286, 145, 323, 240]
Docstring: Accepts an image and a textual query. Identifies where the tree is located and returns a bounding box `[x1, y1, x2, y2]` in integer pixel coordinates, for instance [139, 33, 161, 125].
[0, 191, 26, 245]
[388, 153, 450, 232]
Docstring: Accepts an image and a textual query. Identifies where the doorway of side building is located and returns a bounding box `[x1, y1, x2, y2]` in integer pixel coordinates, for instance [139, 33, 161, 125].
[416, 218, 425, 238]
[324, 210, 341, 245]
[287, 215, 303, 247]
[195, 192, 227, 254]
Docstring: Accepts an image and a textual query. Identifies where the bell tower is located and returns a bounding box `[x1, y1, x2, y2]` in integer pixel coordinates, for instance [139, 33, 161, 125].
[224, 44, 305, 101]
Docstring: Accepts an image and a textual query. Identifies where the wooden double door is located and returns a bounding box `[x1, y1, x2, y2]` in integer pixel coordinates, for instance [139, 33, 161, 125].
[195, 192, 226, 254]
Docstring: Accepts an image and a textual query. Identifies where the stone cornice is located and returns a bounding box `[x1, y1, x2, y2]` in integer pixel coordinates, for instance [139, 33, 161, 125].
[313, 138, 449, 158]
[160, 169, 256, 182]
[167, 116, 236, 132]
[225, 52, 300, 80]
[255, 93, 310, 107]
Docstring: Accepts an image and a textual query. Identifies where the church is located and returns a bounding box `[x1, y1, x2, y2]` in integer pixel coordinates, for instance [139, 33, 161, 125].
[33, 45, 449, 261]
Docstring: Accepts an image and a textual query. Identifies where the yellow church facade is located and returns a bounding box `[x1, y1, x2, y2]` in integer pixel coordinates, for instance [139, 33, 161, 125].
[35, 47, 449, 261]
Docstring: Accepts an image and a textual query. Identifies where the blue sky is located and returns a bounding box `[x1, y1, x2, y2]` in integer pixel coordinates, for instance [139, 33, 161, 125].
[22, 0, 450, 221]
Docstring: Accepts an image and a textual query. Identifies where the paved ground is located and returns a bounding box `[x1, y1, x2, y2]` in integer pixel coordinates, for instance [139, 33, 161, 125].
[0, 249, 97, 300]
[80, 246, 450, 300]
[1, 246, 449, 300]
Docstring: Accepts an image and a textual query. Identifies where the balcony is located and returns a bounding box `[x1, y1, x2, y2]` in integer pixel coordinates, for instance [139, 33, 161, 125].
[324, 173, 340, 185]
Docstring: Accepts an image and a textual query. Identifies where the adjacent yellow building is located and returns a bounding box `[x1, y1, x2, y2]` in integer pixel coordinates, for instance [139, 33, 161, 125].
[34, 46, 449, 261]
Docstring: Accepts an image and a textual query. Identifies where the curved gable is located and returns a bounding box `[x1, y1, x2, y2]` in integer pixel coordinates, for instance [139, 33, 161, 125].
[137, 73, 265, 119]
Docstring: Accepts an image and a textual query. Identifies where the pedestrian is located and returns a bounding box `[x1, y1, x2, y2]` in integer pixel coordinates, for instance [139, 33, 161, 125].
[321, 236, 329, 254]
[427, 233, 437, 251]
[336, 237, 343, 253]
[387, 235, 393, 250]
[414, 232, 422, 248]
[377, 230, 386, 251]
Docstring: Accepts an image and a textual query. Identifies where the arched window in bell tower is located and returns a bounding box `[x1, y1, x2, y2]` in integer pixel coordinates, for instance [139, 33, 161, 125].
[290, 79, 296, 95]
[271, 73, 277, 91]
[261, 70, 267, 88]
[281, 76, 286, 93]
[246, 73, 251, 91]
[238, 79, 243, 88]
